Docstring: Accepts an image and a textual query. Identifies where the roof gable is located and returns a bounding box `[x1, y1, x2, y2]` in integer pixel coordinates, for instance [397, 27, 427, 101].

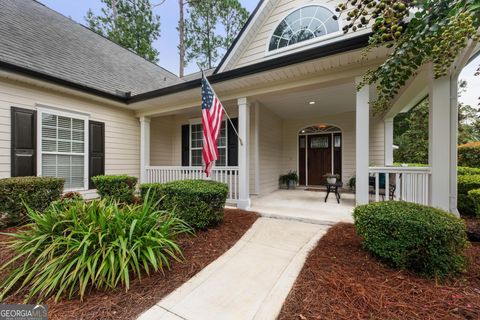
[0, 0, 183, 97]
[216, 0, 370, 73]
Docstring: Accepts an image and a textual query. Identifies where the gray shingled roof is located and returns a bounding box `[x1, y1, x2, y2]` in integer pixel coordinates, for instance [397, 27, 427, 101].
[0, 0, 183, 97]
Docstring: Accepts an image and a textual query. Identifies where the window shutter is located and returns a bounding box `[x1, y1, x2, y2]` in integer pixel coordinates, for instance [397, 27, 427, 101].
[11, 107, 36, 177]
[181, 124, 190, 166]
[227, 118, 238, 166]
[89, 121, 105, 189]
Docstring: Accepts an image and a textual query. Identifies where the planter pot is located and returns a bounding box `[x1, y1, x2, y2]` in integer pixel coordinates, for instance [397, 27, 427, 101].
[326, 177, 337, 184]
[287, 180, 296, 189]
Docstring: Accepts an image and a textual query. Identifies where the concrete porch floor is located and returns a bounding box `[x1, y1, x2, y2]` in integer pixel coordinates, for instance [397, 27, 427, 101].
[249, 189, 355, 225]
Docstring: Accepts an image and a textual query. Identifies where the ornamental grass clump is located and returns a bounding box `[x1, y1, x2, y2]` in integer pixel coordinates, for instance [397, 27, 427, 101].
[0, 191, 191, 302]
[354, 201, 468, 278]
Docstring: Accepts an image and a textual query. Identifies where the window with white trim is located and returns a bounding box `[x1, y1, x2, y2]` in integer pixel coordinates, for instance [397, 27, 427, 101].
[269, 5, 339, 51]
[40, 111, 88, 190]
[190, 120, 227, 166]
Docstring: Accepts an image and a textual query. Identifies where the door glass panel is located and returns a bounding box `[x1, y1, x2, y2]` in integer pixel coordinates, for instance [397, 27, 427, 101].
[310, 136, 329, 149]
[334, 135, 341, 147]
[299, 137, 306, 149]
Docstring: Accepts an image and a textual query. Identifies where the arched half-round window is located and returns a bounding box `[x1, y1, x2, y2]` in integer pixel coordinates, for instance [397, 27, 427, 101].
[269, 5, 339, 51]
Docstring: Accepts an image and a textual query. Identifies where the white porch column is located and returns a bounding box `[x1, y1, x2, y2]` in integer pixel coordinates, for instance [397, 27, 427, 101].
[355, 77, 370, 205]
[140, 116, 151, 184]
[428, 70, 459, 215]
[384, 118, 394, 166]
[238, 97, 250, 210]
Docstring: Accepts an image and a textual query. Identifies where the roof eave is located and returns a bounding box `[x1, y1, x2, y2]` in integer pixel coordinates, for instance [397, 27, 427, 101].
[128, 33, 372, 104]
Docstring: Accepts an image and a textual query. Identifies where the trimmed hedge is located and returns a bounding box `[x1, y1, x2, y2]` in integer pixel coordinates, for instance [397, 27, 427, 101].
[353, 201, 468, 277]
[92, 175, 137, 203]
[468, 189, 480, 217]
[458, 142, 480, 168]
[141, 180, 228, 229]
[458, 174, 480, 216]
[0, 177, 64, 228]
[458, 166, 480, 176]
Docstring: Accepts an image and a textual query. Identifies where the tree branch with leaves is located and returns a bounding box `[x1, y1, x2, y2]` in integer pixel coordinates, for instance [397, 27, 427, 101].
[336, 0, 480, 113]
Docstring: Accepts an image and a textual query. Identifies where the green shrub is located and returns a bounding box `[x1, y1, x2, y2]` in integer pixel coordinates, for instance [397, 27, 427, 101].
[0, 177, 64, 228]
[353, 201, 468, 278]
[457, 166, 480, 176]
[92, 175, 137, 203]
[458, 174, 480, 215]
[458, 142, 480, 168]
[141, 180, 228, 230]
[0, 192, 191, 302]
[468, 188, 480, 217]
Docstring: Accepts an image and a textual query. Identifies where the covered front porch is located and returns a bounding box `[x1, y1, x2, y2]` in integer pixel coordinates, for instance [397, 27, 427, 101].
[131, 45, 468, 215]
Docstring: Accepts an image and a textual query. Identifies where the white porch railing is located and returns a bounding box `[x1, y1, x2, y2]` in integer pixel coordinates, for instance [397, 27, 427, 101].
[368, 167, 432, 205]
[145, 166, 239, 203]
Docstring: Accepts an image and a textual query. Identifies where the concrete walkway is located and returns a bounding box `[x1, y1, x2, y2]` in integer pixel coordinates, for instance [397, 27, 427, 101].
[138, 218, 329, 320]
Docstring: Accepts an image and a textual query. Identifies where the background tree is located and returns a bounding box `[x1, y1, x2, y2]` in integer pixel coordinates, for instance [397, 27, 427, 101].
[86, 0, 161, 63]
[336, 0, 480, 113]
[394, 81, 480, 163]
[394, 99, 429, 164]
[184, 0, 249, 69]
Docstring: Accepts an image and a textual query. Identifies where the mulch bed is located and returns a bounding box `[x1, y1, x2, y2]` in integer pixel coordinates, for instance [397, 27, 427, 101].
[279, 223, 480, 320]
[0, 209, 258, 320]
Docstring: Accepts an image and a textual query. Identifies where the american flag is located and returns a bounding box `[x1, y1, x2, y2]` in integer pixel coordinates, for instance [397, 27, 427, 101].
[201, 75, 224, 177]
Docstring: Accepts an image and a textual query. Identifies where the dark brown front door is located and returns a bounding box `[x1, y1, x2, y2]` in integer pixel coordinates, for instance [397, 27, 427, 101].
[307, 134, 332, 185]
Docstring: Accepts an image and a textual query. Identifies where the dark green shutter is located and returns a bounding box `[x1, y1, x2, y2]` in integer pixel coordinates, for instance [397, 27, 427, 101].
[227, 118, 238, 166]
[181, 124, 190, 166]
[89, 121, 105, 189]
[11, 107, 36, 177]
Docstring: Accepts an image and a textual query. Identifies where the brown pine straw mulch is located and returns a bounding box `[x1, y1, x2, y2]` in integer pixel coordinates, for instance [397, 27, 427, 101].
[0, 209, 258, 320]
[279, 223, 480, 320]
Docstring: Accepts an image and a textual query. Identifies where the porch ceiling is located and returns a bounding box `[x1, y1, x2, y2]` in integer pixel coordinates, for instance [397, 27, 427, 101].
[254, 81, 356, 119]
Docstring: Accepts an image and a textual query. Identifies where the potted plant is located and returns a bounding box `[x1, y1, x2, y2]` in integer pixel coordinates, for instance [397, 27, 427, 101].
[324, 173, 340, 184]
[279, 171, 299, 189]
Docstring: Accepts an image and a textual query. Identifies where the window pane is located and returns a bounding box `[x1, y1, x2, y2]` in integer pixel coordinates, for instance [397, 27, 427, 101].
[41, 112, 85, 190]
[216, 148, 226, 166]
[269, 5, 339, 51]
[191, 149, 202, 166]
[218, 121, 226, 147]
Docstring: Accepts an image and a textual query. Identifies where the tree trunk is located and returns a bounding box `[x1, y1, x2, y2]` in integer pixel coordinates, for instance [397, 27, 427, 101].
[179, 0, 185, 77]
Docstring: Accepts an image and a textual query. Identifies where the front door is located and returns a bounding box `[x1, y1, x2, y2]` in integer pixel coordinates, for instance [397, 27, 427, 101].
[307, 134, 332, 185]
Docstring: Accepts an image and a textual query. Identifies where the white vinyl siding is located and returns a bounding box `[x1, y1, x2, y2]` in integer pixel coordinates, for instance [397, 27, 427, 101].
[0, 78, 140, 181]
[39, 109, 88, 190]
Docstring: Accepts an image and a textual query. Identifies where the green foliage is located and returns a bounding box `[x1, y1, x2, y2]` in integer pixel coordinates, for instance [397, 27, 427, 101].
[468, 188, 480, 217]
[458, 174, 480, 215]
[393, 99, 429, 164]
[458, 166, 480, 176]
[458, 142, 480, 168]
[141, 180, 228, 230]
[0, 193, 191, 302]
[279, 171, 299, 185]
[92, 175, 138, 204]
[337, 0, 480, 113]
[85, 0, 161, 62]
[184, 0, 249, 69]
[0, 177, 64, 228]
[354, 201, 468, 277]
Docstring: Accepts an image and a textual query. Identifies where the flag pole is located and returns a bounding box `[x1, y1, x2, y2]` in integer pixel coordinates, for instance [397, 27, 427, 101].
[197, 63, 244, 146]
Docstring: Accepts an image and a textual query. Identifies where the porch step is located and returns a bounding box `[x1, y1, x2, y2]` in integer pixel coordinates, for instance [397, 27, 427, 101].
[253, 211, 341, 226]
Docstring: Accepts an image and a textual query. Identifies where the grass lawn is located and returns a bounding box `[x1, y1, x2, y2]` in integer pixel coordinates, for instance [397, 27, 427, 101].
[0, 209, 258, 320]
[279, 223, 480, 320]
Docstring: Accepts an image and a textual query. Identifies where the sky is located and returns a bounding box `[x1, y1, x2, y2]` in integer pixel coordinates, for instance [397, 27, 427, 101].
[37, 0, 479, 107]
